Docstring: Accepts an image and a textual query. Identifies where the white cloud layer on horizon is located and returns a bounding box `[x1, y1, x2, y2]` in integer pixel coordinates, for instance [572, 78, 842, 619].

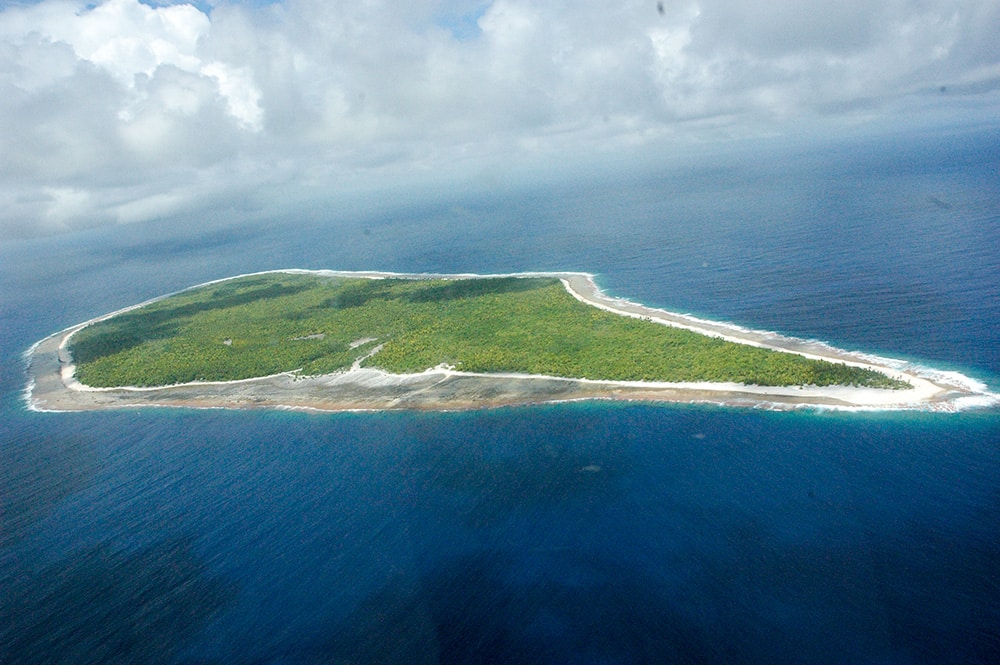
[1, 0, 998, 237]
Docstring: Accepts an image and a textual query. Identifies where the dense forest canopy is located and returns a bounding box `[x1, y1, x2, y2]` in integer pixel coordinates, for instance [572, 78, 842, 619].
[70, 273, 909, 390]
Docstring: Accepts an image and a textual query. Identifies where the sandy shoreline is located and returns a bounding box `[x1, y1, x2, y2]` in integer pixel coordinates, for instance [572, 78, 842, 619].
[23, 269, 998, 413]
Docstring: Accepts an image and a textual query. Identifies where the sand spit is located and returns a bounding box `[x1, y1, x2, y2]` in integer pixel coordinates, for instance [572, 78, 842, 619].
[24, 270, 997, 413]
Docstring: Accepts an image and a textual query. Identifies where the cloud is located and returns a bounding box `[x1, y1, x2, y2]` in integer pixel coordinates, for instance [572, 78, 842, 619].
[1, 0, 998, 237]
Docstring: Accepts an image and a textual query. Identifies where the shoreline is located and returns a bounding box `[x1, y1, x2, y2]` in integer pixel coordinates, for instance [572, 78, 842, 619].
[24, 269, 999, 413]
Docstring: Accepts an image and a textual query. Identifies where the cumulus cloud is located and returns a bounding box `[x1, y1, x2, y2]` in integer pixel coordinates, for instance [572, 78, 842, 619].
[0, 0, 997, 236]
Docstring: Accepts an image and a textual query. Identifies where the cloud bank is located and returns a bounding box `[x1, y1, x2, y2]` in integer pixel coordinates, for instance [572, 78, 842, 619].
[2, 0, 998, 236]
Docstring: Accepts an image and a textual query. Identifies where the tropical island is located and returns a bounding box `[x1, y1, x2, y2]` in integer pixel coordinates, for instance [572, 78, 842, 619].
[25, 270, 984, 412]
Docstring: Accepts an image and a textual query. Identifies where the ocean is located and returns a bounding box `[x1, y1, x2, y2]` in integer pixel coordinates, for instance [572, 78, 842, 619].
[1, 126, 998, 663]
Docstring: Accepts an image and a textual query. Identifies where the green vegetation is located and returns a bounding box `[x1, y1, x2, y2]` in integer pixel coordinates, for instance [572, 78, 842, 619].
[70, 273, 910, 390]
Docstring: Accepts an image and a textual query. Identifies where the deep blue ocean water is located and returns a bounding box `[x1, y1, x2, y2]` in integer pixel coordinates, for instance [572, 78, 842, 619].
[2, 127, 999, 663]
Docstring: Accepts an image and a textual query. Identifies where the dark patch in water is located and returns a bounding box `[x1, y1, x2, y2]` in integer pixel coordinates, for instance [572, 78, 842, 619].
[311, 552, 719, 664]
[0, 425, 99, 549]
[404, 410, 630, 529]
[0, 537, 237, 665]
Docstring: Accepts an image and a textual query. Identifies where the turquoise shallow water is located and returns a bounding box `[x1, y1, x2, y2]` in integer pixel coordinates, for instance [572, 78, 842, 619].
[1, 127, 998, 663]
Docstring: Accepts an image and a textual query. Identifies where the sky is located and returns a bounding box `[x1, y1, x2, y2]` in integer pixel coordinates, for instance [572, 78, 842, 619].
[1, 0, 998, 238]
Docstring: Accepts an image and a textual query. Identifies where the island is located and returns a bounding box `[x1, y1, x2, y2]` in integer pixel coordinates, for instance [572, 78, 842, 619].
[24, 270, 989, 412]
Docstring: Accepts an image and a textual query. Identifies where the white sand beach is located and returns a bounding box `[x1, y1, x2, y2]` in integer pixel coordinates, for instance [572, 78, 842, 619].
[24, 270, 996, 413]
